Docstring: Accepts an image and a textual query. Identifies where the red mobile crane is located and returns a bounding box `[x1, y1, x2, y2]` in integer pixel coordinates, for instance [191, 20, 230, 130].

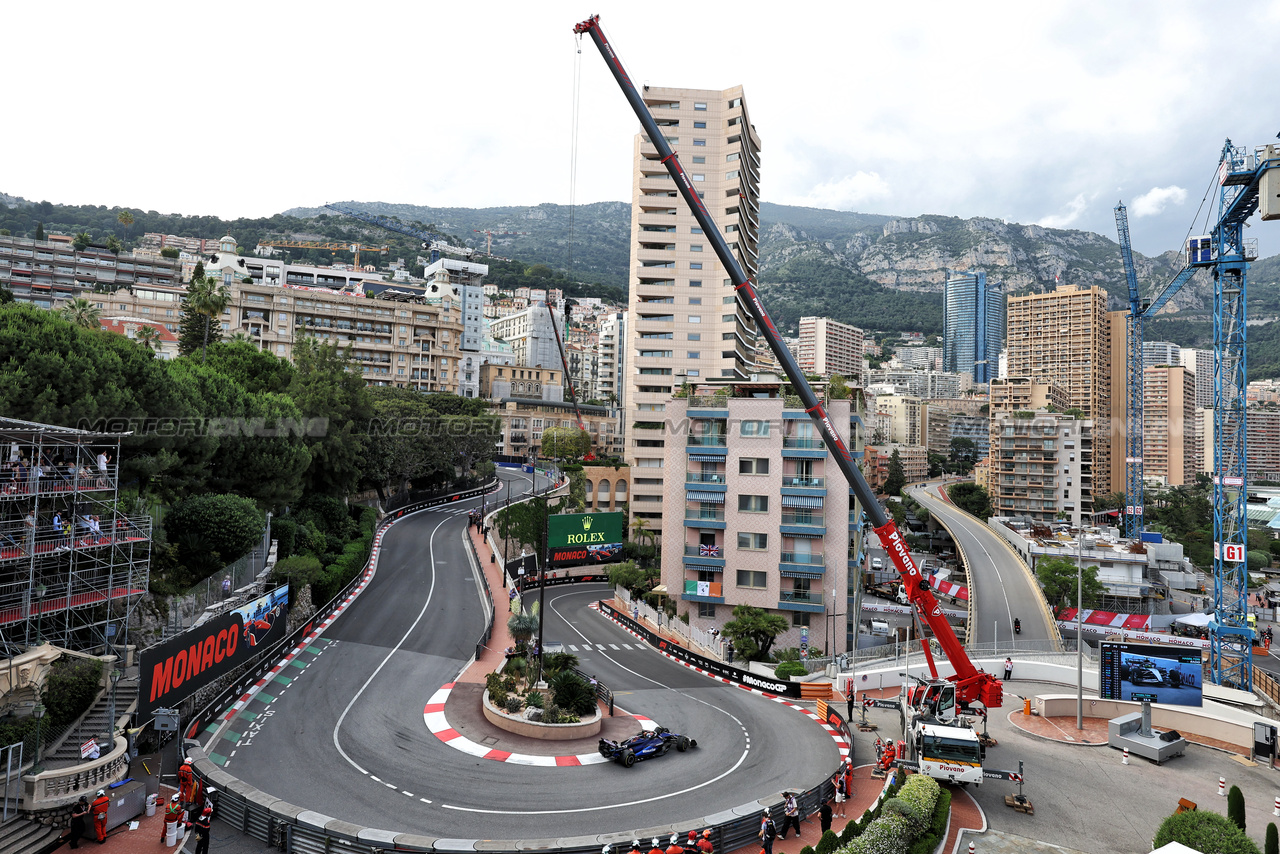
[573, 15, 1001, 713]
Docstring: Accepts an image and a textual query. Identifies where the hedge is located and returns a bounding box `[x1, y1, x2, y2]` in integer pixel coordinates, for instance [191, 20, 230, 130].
[1153, 810, 1260, 854]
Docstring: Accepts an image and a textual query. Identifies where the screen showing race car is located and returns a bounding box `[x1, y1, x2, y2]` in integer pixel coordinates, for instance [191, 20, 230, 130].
[1099, 641, 1203, 707]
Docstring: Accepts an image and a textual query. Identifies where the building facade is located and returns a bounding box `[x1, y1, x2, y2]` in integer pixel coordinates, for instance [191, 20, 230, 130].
[624, 84, 763, 538]
[0, 235, 181, 308]
[661, 394, 852, 657]
[943, 270, 1004, 384]
[796, 316, 863, 385]
[1005, 284, 1113, 498]
[988, 411, 1093, 527]
[1143, 365, 1199, 486]
[862, 443, 929, 490]
[1179, 347, 1215, 410]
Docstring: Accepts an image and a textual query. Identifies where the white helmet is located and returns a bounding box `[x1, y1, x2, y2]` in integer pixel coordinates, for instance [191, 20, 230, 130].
[671, 834, 679, 845]
[97, 789, 105, 797]
[653, 839, 661, 848]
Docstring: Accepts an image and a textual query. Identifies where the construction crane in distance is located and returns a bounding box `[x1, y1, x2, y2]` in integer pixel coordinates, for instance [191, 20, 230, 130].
[474, 229, 530, 257]
[257, 239, 388, 270]
[1118, 139, 1280, 691]
[324, 203, 476, 263]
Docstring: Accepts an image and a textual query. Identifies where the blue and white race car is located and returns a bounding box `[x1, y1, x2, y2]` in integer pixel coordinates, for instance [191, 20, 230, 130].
[598, 726, 697, 767]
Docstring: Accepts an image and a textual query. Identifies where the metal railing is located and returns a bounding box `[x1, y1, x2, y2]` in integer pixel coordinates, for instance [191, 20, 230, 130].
[780, 514, 823, 527]
[685, 472, 725, 483]
[780, 551, 824, 565]
[780, 590, 823, 606]
[684, 545, 723, 557]
[685, 509, 725, 521]
[782, 437, 824, 449]
[686, 435, 728, 447]
[782, 475, 825, 488]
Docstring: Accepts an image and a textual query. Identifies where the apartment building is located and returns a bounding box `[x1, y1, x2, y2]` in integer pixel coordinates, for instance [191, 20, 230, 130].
[988, 411, 1093, 527]
[1143, 365, 1199, 486]
[894, 346, 942, 371]
[943, 270, 1004, 384]
[596, 312, 626, 407]
[862, 444, 928, 490]
[1245, 410, 1280, 483]
[796, 316, 863, 385]
[1142, 340, 1180, 369]
[1180, 348, 1215, 410]
[0, 235, 181, 307]
[489, 303, 564, 371]
[661, 392, 852, 656]
[873, 394, 928, 447]
[989, 378, 1069, 413]
[867, 369, 972, 399]
[1005, 284, 1114, 498]
[624, 84, 763, 538]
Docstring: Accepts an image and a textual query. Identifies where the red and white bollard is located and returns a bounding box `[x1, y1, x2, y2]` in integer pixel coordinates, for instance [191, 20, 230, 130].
[1219, 777, 1227, 797]
[1273, 795, 1280, 817]
[968, 843, 975, 854]
[1122, 747, 1129, 765]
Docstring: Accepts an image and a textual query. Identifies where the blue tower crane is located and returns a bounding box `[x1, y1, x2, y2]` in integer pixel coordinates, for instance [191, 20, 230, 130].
[323, 203, 475, 264]
[1121, 138, 1280, 691]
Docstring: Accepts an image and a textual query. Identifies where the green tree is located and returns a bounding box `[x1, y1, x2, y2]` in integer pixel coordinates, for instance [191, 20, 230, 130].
[606, 560, 657, 595]
[827, 374, 851, 400]
[1266, 822, 1277, 854]
[57, 297, 100, 329]
[723, 604, 789, 661]
[163, 493, 266, 584]
[629, 516, 657, 563]
[361, 388, 444, 500]
[204, 339, 296, 395]
[1229, 784, 1247, 831]
[116, 209, 134, 243]
[495, 494, 567, 561]
[72, 231, 92, 251]
[105, 235, 123, 255]
[289, 338, 373, 497]
[34, 222, 44, 241]
[1035, 556, 1107, 610]
[186, 274, 231, 363]
[135, 324, 162, 351]
[1153, 809, 1260, 854]
[947, 482, 992, 518]
[883, 448, 906, 496]
[160, 246, 180, 259]
[541, 426, 591, 462]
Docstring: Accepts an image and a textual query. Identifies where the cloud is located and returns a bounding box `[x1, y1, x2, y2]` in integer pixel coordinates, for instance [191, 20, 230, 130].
[798, 172, 892, 210]
[1037, 193, 1090, 229]
[1130, 185, 1187, 217]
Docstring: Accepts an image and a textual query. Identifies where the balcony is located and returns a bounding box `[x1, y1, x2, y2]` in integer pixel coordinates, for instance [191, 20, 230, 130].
[685, 509, 725, 522]
[781, 475, 825, 489]
[780, 513, 824, 528]
[778, 590, 824, 611]
[782, 437, 824, 449]
[780, 552, 825, 566]
[683, 543, 725, 568]
[687, 435, 727, 447]
[685, 544, 723, 558]
[685, 472, 725, 484]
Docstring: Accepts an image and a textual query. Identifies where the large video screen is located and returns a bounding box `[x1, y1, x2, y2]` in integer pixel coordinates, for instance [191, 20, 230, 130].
[1099, 641, 1204, 707]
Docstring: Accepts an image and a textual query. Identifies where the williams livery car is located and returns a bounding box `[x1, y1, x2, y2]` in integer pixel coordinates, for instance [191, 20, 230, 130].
[599, 726, 697, 767]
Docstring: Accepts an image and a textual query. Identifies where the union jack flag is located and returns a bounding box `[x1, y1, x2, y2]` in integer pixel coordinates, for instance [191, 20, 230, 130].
[699, 544, 721, 557]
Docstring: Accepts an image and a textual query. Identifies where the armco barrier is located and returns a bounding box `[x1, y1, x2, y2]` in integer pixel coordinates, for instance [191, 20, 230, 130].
[598, 601, 804, 700]
[187, 478, 840, 854]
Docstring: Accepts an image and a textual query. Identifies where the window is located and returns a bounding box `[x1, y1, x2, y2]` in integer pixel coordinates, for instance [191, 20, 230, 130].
[640, 331, 673, 339]
[726, 153, 740, 162]
[639, 367, 672, 375]
[793, 612, 811, 628]
[688, 333, 701, 340]
[692, 227, 703, 234]
[694, 102, 707, 110]
[737, 532, 767, 550]
[694, 121, 707, 128]
[741, 421, 770, 437]
[736, 570, 767, 588]
[689, 280, 702, 288]
[691, 244, 703, 252]
[739, 457, 769, 475]
[689, 297, 702, 305]
[728, 97, 741, 108]
[688, 315, 702, 323]
[639, 350, 673, 357]
[726, 170, 740, 180]
[738, 495, 768, 513]
[692, 156, 706, 164]
[692, 174, 705, 182]
[698, 602, 716, 618]
[693, 139, 706, 146]
[690, 263, 703, 270]
[723, 295, 737, 304]
[687, 351, 701, 358]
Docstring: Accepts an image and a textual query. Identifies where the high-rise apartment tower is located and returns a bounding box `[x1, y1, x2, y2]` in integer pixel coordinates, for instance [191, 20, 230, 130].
[943, 270, 1004, 384]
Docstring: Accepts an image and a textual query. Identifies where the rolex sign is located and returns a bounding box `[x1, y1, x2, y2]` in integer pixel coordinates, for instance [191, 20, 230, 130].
[547, 512, 625, 567]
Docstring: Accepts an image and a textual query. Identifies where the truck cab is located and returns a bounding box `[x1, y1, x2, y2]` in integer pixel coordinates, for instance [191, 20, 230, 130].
[911, 722, 984, 786]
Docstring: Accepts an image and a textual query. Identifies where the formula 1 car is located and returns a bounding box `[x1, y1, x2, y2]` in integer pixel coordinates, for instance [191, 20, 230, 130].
[1128, 664, 1164, 686]
[598, 726, 697, 767]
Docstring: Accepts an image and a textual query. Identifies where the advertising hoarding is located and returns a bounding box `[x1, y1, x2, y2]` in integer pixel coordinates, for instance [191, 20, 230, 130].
[547, 512, 624, 567]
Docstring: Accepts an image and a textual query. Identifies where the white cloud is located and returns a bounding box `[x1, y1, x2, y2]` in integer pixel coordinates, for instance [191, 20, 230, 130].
[1037, 194, 1090, 229]
[1130, 185, 1187, 217]
[797, 172, 892, 210]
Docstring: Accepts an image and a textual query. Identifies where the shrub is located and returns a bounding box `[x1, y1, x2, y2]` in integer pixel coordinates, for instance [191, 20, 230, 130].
[42, 656, 104, 728]
[845, 809, 913, 854]
[1267, 822, 1277, 854]
[839, 818, 861, 846]
[541, 703, 580, 724]
[774, 661, 808, 680]
[1153, 809, 1260, 854]
[524, 690, 545, 709]
[549, 670, 597, 717]
[488, 687, 508, 708]
[542, 651, 580, 676]
[798, 846, 815, 854]
[896, 775, 940, 836]
[881, 798, 924, 834]
[504, 694, 524, 714]
[508, 613, 538, 644]
[272, 517, 297, 559]
[505, 656, 528, 681]
[164, 493, 265, 573]
[1230, 784, 1247, 830]
[908, 789, 951, 854]
[814, 829, 839, 854]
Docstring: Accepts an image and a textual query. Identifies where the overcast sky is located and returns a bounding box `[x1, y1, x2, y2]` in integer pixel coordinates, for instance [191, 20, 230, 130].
[6, 2, 1280, 261]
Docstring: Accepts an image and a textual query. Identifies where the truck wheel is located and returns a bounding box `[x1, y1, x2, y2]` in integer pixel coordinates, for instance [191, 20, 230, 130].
[677, 736, 690, 752]
[622, 748, 635, 767]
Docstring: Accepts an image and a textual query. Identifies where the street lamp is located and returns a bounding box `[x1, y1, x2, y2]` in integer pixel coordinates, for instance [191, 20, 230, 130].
[1076, 526, 1084, 730]
[108, 668, 122, 745]
[31, 702, 45, 774]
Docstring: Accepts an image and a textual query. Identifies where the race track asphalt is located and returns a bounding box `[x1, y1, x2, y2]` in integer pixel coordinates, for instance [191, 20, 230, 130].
[219, 473, 840, 839]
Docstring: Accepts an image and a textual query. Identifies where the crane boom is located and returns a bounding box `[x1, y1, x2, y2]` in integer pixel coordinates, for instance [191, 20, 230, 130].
[574, 14, 1001, 710]
[324, 203, 475, 261]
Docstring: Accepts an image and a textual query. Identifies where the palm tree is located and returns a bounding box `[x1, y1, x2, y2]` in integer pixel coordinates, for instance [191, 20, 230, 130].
[229, 330, 254, 343]
[58, 298, 100, 329]
[72, 232, 93, 251]
[187, 275, 231, 363]
[116, 210, 134, 244]
[135, 324, 162, 351]
[629, 517, 656, 562]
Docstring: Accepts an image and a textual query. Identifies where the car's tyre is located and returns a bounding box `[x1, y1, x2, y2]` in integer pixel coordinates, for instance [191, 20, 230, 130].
[690, 739, 698, 748]
[677, 736, 690, 752]
[621, 748, 635, 768]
